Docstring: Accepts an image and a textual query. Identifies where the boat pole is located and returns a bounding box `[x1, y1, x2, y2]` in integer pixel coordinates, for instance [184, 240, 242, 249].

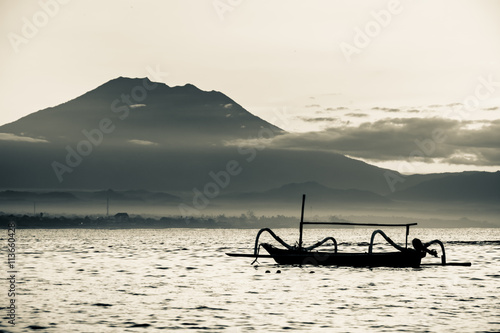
[298, 194, 305, 250]
[405, 225, 409, 248]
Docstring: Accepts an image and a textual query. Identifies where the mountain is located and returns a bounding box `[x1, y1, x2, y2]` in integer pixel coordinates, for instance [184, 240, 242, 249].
[0, 77, 400, 194]
[78, 189, 180, 203]
[0, 189, 180, 204]
[225, 181, 390, 205]
[0, 77, 498, 226]
[389, 171, 500, 203]
[0, 77, 283, 146]
[388, 171, 481, 193]
[0, 190, 77, 202]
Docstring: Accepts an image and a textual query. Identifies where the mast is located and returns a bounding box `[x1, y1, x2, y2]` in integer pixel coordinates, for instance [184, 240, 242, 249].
[298, 194, 305, 250]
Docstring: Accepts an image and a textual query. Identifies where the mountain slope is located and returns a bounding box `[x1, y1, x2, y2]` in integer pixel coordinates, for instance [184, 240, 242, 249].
[227, 181, 390, 205]
[389, 171, 500, 202]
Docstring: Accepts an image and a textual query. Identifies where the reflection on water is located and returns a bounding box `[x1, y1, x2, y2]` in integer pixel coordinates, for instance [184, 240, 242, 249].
[1, 228, 499, 332]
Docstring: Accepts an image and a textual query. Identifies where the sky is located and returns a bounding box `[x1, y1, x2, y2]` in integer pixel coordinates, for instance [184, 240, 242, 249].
[1, 0, 500, 174]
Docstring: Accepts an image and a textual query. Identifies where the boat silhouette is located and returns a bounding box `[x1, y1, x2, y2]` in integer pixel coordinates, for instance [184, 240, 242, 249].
[227, 195, 471, 268]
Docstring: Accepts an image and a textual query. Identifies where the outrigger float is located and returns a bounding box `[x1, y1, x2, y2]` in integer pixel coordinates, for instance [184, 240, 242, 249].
[227, 195, 471, 268]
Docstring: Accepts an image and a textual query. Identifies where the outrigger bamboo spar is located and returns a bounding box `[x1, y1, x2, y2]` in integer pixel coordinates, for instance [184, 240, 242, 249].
[226, 195, 471, 268]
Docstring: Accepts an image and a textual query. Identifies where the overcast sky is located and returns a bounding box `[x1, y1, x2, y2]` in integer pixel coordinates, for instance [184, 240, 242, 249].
[1, 0, 499, 173]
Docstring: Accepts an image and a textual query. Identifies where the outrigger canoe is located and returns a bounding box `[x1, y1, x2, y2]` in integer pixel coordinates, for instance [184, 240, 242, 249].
[226, 195, 471, 268]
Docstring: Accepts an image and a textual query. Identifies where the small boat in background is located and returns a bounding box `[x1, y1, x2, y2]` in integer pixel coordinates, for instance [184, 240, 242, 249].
[227, 195, 471, 268]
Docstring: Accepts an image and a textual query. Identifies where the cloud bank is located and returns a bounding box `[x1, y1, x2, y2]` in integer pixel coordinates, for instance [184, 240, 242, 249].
[0, 133, 48, 143]
[227, 118, 500, 166]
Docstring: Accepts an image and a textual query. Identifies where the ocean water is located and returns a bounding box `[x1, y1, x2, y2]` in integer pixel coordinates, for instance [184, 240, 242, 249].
[1, 228, 499, 332]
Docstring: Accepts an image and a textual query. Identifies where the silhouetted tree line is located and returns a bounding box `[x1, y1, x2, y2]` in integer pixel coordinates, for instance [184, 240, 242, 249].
[0, 212, 347, 229]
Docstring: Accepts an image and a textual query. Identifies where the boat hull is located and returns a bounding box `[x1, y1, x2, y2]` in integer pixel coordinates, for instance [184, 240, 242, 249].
[261, 244, 422, 268]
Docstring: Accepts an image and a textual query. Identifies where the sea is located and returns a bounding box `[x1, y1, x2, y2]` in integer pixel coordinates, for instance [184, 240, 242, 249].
[1, 227, 499, 333]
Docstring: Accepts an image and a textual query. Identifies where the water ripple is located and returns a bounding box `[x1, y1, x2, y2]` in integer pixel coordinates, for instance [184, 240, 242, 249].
[5, 228, 498, 333]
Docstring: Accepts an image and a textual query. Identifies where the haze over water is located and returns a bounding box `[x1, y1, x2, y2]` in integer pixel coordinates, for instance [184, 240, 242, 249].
[3, 228, 499, 332]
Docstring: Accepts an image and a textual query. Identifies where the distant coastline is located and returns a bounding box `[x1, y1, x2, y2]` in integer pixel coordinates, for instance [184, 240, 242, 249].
[0, 213, 307, 229]
[2, 213, 497, 229]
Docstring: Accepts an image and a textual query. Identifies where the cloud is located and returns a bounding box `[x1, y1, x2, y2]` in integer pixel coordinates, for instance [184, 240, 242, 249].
[224, 103, 233, 109]
[345, 113, 368, 118]
[0, 133, 48, 143]
[299, 117, 338, 122]
[325, 107, 347, 111]
[130, 104, 146, 108]
[229, 118, 500, 166]
[305, 104, 321, 108]
[372, 107, 400, 112]
[128, 139, 158, 146]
